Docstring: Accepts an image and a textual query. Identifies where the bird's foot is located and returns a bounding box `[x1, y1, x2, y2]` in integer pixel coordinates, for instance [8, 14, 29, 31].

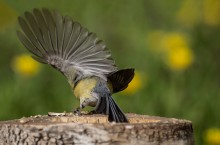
[73, 108, 81, 116]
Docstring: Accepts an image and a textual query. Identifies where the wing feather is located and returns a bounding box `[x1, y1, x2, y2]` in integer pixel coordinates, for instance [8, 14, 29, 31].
[65, 22, 81, 59]
[52, 10, 64, 56]
[24, 12, 48, 55]
[33, 9, 54, 54]
[42, 8, 57, 54]
[62, 16, 73, 57]
[17, 8, 117, 83]
[17, 31, 42, 57]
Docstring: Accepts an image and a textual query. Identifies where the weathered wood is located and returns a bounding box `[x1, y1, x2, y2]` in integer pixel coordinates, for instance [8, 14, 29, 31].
[0, 113, 194, 145]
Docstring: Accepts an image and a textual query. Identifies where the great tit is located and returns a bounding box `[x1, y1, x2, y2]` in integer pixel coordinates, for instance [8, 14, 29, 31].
[17, 8, 134, 123]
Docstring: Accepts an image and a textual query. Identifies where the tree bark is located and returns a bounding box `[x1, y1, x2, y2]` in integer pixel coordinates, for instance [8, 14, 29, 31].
[0, 113, 194, 145]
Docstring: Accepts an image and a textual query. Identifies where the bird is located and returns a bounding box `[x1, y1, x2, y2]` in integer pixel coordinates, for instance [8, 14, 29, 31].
[17, 8, 135, 123]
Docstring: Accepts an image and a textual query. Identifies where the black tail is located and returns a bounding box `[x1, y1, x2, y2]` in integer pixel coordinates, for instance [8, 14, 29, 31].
[95, 95, 128, 123]
[107, 69, 135, 93]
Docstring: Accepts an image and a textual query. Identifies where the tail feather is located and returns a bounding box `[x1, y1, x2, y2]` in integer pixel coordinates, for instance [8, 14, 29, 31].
[109, 98, 121, 122]
[95, 95, 128, 123]
[108, 96, 128, 122]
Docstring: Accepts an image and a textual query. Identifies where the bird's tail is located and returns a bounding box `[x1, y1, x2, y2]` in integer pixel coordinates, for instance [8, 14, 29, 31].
[95, 94, 128, 123]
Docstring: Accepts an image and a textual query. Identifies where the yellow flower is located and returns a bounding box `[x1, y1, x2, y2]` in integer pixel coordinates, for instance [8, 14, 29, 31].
[147, 31, 194, 71]
[204, 128, 220, 145]
[0, 1, 17, 32]
[162, 33, 193, 71]
[123, 71, 144, 95]
[162, 33, 188, 51]
[166, 47, 193, 71]
[203, 0, 220, 26]
[176, 0, 200, 27]
[12, 54, 40, 77]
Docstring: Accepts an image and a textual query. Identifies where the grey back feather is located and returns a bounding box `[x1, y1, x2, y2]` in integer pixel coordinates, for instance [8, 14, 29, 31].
[17, 8, 117, 82]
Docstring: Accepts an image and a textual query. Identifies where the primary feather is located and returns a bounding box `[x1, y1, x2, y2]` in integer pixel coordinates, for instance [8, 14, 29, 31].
[17, 8, 117, 83]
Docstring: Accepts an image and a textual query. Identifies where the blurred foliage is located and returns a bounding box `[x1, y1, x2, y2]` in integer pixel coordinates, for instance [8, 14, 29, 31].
[0, 1, 17, 31]
[0, 0, 220, 144]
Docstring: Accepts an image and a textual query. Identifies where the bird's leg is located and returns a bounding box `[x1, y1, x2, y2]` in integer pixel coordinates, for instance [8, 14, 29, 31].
[73, 104, 86, 116]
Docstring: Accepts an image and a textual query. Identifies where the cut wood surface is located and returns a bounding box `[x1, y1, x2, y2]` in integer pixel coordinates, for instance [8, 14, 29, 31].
[0, 113, 194, 145]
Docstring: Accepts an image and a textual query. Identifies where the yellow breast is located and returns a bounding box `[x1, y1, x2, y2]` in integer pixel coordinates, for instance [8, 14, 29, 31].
[73, 77, 97, 100]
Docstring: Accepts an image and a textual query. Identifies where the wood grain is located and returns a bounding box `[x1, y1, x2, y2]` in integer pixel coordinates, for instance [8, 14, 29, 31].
[0, 113, 194, 145]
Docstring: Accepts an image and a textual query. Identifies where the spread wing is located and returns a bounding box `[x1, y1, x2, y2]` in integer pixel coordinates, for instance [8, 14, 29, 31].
[17, 8, 117, 82]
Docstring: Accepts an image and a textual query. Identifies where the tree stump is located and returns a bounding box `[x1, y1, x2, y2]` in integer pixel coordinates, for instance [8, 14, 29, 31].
[0, 113, 194, 145]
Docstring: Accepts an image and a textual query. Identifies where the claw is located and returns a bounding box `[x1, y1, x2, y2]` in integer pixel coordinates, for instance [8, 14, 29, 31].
[73, 103, 86, 116]
[73, 107, 81, 116]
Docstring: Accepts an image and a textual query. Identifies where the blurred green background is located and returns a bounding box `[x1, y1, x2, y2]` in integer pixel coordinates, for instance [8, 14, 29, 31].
[0, 0, 220, 144]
